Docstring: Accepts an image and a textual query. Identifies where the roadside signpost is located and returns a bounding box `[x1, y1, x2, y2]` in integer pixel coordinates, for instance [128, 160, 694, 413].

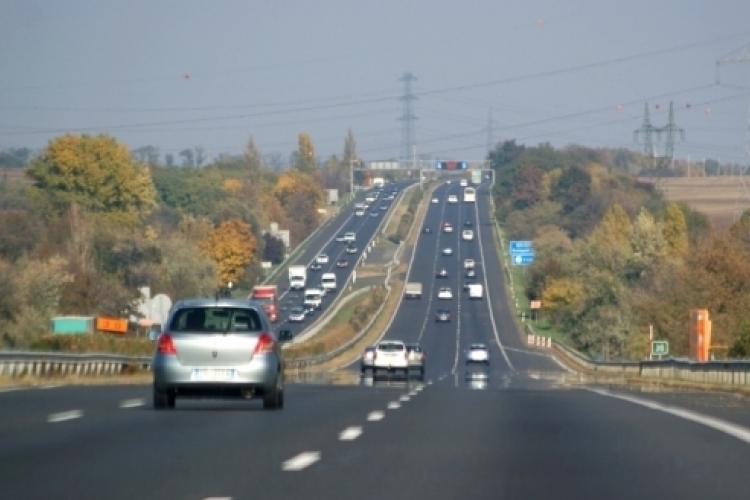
[651, 340, 669, 360]
[509, 241, 535, 266]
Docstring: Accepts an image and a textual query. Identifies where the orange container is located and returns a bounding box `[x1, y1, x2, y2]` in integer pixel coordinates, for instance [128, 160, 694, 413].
[688, 309, 711, 362]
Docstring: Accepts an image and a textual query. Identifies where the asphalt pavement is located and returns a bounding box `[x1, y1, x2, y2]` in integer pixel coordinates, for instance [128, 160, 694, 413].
[3, 180, 750, 499]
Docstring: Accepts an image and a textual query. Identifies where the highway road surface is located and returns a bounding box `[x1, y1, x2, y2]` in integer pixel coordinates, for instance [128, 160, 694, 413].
[2, 181, 750, 499]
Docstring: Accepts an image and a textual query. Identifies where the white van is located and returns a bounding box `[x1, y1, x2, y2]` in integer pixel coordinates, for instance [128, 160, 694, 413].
[467, 283, 484, 299]
[321, 273, 337, 292]
[304, 288, 323, 309]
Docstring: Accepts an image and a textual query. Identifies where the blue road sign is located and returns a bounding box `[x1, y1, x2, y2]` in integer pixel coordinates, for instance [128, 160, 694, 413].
[510, 240, 535, 266]
[512, 254, 535, 266]
[510, 241, 534, 254]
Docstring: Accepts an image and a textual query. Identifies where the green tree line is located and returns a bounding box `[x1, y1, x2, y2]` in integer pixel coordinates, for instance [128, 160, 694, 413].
[489, 140, 749, 360]
[0, 131, 357, 348]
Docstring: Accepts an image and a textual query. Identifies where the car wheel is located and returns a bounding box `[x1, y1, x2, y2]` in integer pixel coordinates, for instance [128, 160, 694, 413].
[263, 378, 284, 410]
[153, 387, 173, 410]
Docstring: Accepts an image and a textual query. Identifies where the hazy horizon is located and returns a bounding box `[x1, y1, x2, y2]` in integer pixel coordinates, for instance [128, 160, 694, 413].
[2, 0, 750, 166]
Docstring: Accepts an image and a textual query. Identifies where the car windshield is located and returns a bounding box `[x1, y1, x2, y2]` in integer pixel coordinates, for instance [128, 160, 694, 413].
[377, 343, 404, 352]
[169, 307, 262, 333]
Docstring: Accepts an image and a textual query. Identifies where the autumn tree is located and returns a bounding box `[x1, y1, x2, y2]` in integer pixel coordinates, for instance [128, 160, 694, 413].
[663, 203, 688, 258]
[242, 137, 263, 191]
[27, 134, 157, 225]
[262, 232, 285, 264]
[510, 164, 545, 210]
[200, 219, 257, 285]
[295, 133, 317, 174]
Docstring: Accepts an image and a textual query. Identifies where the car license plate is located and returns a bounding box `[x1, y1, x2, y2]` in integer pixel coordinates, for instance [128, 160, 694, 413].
[191, 368, 237, 381]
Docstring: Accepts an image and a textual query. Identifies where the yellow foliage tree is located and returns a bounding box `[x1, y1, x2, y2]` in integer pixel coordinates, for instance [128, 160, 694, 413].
[295, 133, 317, 174]
[223, 178, 243, 195]
[542, 277, 585, 320]
[199, 219, 257, 285]
[26, 134, 157, 225]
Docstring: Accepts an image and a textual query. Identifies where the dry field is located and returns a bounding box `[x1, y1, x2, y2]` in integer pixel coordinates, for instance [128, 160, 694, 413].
[642, 176, 750, 230]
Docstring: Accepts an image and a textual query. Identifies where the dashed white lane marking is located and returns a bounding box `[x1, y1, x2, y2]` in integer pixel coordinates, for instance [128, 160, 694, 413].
[339, 427, 363, 441]
[204, 497, 232, 500]
[408, 391, 418, 396]
[399, 395, 410, 402]
[282, 452, 321, 471]
[588, 388, 750, 446]
[387, 401, 401, 409]
[529, 374, 540, 380]
[367, 411, 385, 421]
[119, 398, 145, 408]
[48, 410, 83, 423]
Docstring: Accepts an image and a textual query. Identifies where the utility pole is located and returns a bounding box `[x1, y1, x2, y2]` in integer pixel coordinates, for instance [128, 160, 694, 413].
[398, 72, 418, 167]
[634, 103, 655, 169]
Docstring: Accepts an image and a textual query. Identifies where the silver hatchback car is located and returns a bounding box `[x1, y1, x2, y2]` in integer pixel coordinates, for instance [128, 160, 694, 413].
[152, 298, 285, 410]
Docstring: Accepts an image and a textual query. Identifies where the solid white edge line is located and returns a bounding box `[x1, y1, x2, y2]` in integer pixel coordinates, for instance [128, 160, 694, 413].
[587, 388, 750, 446]
[119, 398, 145, 408]
[367, 411, 385, 421]
[475, 182, 515, 372]
[282, 452, 321, 471]
[48, 410, 83, 423]
[339, 426, 363, 441]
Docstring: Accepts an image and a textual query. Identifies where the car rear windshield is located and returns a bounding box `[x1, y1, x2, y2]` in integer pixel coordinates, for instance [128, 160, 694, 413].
[407, 345, 423, 352]
[169, 307, 263, 333]
[378, 343, 405, 352]
[470, 345, 486, 350]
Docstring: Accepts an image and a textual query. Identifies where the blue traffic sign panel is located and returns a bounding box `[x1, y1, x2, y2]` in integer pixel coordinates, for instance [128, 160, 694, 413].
[510, 241, 534, 254]
[512, 254, 535, 266]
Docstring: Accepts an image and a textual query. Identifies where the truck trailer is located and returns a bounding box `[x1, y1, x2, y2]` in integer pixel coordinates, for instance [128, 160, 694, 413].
[288, 265, 307, 290]
[249, 285, 279, 322]
[404, 282, 423, 299]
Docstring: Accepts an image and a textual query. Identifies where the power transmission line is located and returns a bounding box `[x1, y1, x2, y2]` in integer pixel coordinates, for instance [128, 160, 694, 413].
[398, 72, 418, 164]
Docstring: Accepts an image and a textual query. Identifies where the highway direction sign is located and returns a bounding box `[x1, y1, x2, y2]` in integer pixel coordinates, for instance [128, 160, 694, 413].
[509, 240, 535, 266]
[651, 341, 669, 357]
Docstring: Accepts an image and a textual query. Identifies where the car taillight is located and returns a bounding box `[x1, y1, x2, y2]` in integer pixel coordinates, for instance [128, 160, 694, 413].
[157, 333, 176, 355]
[254, 333, 275, 354]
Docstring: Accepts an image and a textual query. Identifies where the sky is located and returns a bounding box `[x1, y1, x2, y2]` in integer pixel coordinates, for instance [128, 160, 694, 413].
[1, 0, 750, 167]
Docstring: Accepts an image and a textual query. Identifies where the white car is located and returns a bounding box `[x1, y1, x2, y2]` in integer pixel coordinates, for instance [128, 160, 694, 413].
[466, 344, 490, 365]
[355, 209, 365, 217]
[316, 254, 329, 264]
[460, 179, 468, 187]
[463, 259, 475, 269]
[442, 223, 453, 233]
[447, 194, 458, 204]
[437, 287, 453, 300]
[372, 341, 409, 374]
[288, 306, 306, 323]
[462, 230, 474, 241]
[344, 232, 356, 243]
[442, 247, 453, 256]
[431, 197, 439, 204]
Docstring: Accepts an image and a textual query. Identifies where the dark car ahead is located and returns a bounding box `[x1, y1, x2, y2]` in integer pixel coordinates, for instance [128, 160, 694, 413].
[436, 309, 451, 322]
[152, 298, 285, 411]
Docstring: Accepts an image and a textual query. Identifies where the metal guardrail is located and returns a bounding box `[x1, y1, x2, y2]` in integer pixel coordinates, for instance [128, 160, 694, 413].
[0, 351, 152, 379]
[550, 339, 750, 387]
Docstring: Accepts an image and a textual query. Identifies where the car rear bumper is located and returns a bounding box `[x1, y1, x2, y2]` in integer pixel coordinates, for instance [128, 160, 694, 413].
[153, 354, 281, 396]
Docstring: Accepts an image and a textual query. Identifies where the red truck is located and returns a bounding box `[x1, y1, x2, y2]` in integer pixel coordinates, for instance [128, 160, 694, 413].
[250, 285, 279, 322]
